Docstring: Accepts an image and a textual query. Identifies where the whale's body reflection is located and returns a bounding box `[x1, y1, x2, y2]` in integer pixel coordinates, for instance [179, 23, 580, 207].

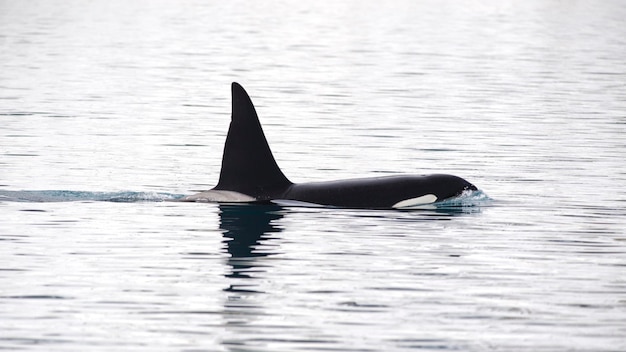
[215, 202, 484, 349]
[219, 204, 284, 292]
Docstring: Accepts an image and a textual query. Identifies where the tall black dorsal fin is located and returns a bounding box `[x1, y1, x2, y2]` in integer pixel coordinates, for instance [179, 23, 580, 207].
[213, 82, 292, 198]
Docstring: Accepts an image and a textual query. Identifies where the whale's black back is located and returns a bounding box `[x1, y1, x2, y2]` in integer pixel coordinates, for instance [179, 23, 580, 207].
[210, 82, 478, 208]
[213, 83, 292, 199]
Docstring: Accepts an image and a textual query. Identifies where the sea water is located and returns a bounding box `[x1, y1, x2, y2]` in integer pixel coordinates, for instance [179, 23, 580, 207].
[1, 0, 625, 351]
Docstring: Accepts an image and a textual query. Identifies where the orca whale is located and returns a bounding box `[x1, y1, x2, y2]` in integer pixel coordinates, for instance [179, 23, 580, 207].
[181, 82, 477, 209]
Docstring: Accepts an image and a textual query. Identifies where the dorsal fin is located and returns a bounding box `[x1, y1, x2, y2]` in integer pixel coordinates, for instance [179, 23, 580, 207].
[213, 82, 292, 198]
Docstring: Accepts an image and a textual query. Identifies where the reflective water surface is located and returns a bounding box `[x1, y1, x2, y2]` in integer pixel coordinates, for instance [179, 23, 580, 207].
[1, 0, 625, 351]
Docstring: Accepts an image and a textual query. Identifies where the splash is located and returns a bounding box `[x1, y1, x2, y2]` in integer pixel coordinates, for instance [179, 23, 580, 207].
[434, 189, 492, 208]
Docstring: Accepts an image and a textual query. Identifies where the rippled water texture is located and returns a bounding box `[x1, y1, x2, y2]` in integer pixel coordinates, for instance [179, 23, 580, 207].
[1, 0, 625, 351]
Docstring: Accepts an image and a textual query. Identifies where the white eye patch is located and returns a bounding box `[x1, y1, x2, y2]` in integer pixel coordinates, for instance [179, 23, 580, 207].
[392, 194, 438, 208]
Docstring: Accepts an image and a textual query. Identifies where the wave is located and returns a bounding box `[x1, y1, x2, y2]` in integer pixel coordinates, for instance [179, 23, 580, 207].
[0, 189, 491, 212]
[0, 190, 185, 203]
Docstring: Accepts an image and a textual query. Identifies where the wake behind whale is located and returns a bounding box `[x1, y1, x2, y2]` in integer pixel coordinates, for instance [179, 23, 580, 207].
[181, 83, 479, 209]
[0, 190, 183, 203]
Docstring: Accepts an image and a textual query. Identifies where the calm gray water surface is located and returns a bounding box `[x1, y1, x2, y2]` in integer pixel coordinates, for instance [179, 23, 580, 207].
[1, 0, 626, 351]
